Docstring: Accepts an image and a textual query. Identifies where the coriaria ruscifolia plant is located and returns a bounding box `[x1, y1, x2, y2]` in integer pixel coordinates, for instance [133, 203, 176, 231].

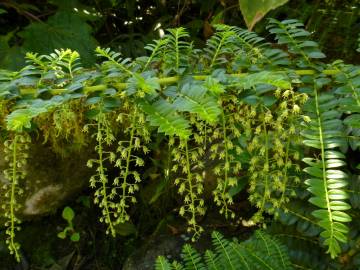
[0, 18, 359, 266]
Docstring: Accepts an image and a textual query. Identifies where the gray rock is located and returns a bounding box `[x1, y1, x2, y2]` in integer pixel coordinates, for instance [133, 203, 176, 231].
[122, 234, 186, 270]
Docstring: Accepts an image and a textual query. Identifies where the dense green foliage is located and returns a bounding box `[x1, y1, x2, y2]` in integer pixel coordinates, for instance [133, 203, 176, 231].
[0, 4, 360, 268]
[0, 0, 359, 70]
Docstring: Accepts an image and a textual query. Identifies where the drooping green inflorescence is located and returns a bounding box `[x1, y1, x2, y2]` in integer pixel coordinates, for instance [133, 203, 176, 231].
[2, 133, 30, 262]
[0, 18, 359, 265]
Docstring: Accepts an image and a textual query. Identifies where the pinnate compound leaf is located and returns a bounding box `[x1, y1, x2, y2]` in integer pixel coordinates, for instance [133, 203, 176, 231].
[141, 99, 191, 139]
[174, 82, 222, 124]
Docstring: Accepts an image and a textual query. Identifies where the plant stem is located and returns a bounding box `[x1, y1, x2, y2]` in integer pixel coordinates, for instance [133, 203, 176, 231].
[184, 140, 197, 235]
[259, 119, 269, 215]
[20, 69, 340, 96]
[221, 112, 230, 218]
[120, 106, 137, 220]
[97, 115, 116, 237]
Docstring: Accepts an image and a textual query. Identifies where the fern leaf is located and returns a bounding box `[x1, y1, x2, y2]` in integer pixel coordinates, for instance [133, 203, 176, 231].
[204, 250, 220, 270]
[141, 99, 191, 139]
[228, 243, 251, 270]
[238, 246, 275, 270]
[255, 231, 292, 269]
[302, 79, 351, 258]
[211, 231, 237, 270]
[172, 261, 185, 270]
[155, 256, 172, 270]
[181, 244, 206, 270]
[155, 230, 292, 270]
[238, 231, 293, 270]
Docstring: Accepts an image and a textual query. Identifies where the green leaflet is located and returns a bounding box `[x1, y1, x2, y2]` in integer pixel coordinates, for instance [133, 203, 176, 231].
[234, 71, 292, 90]
[6, 96, 72, 131]
[141, 99, 191, 139]
[173, 82, 222, 124]
[155, 256, 172, 270]
[181, 244, 206, 270]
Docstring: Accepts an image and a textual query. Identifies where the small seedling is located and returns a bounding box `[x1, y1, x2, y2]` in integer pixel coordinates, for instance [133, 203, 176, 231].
[57, 206, 80, 242]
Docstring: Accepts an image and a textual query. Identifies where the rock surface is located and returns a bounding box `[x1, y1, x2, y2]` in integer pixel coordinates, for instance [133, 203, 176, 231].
[0, 139, 93, 220]
[122, 233, 186, 270]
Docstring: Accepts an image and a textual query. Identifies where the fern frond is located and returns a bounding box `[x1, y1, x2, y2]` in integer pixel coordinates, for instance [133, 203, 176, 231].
[172, 261, 185, 270]
[141, 99, 191, 139]
[204, 250, 220, 270]
[181, 244, 206, 270]
[211, 231, 238, 270]
[227, 230, 293, 270]
[278, 201, 321, 237]
[302, 79, 351, 258]
[156, 230, 293, 270]
[254, 230, 292, 269]
[269, 223, 336, 269]
[155, 256, 172, 270]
